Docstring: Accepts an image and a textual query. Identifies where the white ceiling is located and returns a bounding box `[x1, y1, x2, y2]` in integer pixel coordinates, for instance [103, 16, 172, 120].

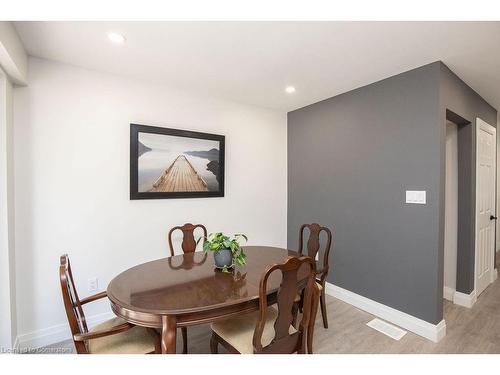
[14, 21, 500, 112]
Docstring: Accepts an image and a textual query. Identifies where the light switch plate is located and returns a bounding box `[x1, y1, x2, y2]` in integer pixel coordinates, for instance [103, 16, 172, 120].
[406, 190, 426, 204]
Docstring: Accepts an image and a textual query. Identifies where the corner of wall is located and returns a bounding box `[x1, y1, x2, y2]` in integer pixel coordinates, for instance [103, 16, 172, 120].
[0, 22, 28, 86]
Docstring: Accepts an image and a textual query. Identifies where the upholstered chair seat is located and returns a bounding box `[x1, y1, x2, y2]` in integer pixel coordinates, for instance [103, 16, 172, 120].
[87, 317, 158, 354]
[211, 307, 297, 354]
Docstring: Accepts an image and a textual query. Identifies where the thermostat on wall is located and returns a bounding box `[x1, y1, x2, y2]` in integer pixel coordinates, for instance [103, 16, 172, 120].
[405, 190, 426, 204]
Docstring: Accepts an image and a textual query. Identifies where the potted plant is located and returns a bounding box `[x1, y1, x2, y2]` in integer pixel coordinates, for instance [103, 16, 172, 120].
[198, 232, 247, 272]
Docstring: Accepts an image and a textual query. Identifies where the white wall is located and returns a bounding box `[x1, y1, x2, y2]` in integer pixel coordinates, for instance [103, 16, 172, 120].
[444, 121, 458, 297]
[0, 21, 24, 351]
[13, 57, 287, 347]
[0, 67, 17, 349]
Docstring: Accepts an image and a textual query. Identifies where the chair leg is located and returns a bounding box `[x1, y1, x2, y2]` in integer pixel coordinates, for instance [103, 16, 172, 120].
[320, 287, 328, 329]
[181, 327, 188, 354]
[210, 332, 219, 354]
[308, 287, 320, 354]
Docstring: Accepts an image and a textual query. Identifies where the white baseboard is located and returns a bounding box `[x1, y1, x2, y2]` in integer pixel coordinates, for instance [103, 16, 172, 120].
[443, 286, 455, 302]
[453, 290, 477, 308]
[325, 282, 446, 343]
[492, 268, 498, 282]
[15, 311, 114, 351]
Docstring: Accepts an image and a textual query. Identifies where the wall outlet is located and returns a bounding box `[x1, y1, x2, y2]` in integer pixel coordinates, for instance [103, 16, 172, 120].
[88, 277, 98, 292]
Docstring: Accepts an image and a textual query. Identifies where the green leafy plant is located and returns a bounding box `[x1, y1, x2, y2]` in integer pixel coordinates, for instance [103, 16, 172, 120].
[198, 232, 248, 270]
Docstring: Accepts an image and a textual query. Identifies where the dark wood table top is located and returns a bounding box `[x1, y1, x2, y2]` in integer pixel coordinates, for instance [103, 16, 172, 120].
[107, 246, 300, 317]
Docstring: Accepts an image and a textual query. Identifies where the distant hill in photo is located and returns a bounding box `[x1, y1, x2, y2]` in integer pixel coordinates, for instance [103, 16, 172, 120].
[138, 141, 152, 156]
[206, 160, 221, 186]
[185, 148, 219, 161]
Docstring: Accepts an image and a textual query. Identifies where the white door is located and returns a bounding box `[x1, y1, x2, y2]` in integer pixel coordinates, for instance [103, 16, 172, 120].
[475, 118, 497, 297]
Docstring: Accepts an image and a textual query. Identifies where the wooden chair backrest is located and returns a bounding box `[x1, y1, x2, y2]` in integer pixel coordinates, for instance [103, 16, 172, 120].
[59, 254, 88, 353]
[168, 223, 207, 256]
[298, 223, 332, 273]
[252, 256, 317, 354]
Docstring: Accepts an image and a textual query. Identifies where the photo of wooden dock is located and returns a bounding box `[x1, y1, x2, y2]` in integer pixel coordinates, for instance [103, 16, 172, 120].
[149, 155, 209, 192]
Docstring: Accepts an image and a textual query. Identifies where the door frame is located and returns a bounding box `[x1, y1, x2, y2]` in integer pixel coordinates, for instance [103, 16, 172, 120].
[474, 117, 497, 297]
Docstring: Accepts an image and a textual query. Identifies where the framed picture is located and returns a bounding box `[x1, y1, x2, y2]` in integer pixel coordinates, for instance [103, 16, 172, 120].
[130, 124, 225, 199]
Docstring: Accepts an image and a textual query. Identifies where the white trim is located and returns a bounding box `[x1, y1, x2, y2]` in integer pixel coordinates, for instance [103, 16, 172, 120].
[492, 268, 498, 283]
[443, 286, 455, 302]
[15, 311, 114, 350]
[325, 282, 446, 342]
[452, 290, 477, 308]
[475, 118, 496, 297]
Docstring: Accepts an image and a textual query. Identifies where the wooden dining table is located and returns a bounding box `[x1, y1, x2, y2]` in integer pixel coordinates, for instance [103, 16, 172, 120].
[107, 246, 311, 354]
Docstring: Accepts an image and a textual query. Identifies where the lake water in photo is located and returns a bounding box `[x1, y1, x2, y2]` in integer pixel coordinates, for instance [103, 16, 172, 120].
[137, 132, 220, 192]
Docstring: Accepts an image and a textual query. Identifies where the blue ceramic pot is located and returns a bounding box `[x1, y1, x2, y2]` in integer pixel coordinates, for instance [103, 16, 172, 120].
[214, 249, 233, 269]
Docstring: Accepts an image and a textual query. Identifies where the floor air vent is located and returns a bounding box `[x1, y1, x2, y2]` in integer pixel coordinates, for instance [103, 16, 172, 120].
[366, 318, 407, 340]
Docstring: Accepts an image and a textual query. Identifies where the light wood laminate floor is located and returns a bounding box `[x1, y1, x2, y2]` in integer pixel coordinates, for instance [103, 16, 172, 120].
[43, 263, 500, 354]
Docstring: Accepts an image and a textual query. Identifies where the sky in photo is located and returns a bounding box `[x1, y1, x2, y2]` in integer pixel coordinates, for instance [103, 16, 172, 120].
[139, 132, 219, 153]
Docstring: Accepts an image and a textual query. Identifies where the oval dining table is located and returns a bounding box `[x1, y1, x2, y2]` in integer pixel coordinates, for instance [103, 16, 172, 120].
[107, 246, 314, 354]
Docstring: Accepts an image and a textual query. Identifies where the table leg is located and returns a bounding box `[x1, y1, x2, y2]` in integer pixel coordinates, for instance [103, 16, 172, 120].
[161, 315, 177, 354]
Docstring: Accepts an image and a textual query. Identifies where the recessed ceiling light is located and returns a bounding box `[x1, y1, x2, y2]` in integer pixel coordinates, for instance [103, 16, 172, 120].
[285, 86, 296, 94]
[107, 32, 126, 45]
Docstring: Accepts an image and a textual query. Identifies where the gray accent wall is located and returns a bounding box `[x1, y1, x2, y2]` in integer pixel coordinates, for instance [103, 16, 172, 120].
[287, 61, 497, 325]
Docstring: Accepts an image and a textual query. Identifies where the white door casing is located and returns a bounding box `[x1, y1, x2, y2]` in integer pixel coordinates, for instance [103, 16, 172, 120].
[475, 118, 496, 297]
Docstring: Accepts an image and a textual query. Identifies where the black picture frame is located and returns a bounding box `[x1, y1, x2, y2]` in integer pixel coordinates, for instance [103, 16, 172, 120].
[130, 123, 225, 200]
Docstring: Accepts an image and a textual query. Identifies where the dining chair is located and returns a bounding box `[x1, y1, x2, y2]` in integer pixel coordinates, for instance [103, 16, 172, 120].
[168, 223, 207, 256]
[209, 256, 321, 354]
[298, 223, 332, 328]
[59, 254, 160, 354]
[167, 222, 208, 353]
